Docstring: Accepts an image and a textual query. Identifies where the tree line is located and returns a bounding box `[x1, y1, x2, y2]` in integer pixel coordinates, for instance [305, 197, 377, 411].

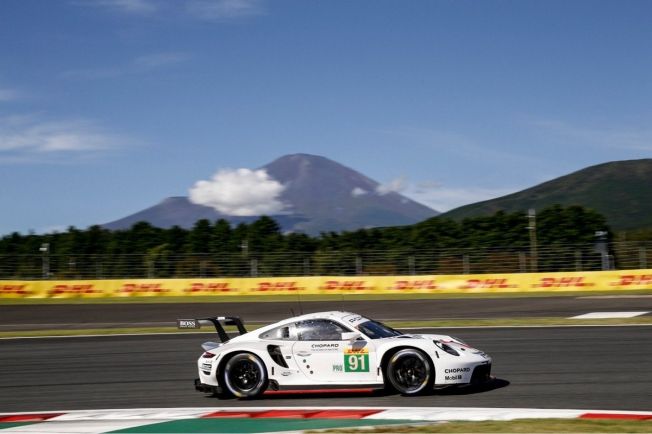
[0, 205, 612, 278]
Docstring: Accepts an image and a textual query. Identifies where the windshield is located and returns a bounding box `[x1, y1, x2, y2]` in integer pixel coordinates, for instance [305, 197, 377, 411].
[356, 320, 402, 339]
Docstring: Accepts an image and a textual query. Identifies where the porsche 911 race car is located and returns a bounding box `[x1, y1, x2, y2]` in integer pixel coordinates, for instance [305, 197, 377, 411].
[178, 311, 492, 398]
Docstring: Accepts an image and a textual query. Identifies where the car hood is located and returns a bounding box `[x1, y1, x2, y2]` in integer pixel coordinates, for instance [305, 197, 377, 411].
[399, 333, 459, 342]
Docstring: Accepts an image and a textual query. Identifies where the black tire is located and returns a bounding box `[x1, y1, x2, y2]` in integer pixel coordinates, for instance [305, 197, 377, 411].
[385, 348, 433, 395]
[222, 353, 268, 399]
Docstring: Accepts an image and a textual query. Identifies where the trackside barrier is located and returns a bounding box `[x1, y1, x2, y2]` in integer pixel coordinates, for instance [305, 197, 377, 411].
[2, 270, 652, 299]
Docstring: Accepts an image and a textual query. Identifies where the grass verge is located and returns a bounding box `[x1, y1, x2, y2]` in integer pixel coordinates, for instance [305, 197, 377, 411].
[310, 418, 652, 433]
[2, 317, 651, 338]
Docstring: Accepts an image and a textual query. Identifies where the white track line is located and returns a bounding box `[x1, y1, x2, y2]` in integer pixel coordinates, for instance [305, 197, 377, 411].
[3, 323, 652, 340]
[570, 311, 650, 319]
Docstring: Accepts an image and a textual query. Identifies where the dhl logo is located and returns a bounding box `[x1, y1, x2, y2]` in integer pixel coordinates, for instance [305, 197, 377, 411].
[119, 283, 169, 293]
[255, 281, 301, 291]
[461, 279, 515, 289]
[0, 285, 29, 295]
[391, 280, 438, 290]
[532, 277, 593, 288]
[49, 284, 100, 295]
[185, 283, 234, 293]
[321, 280, 368, 291]
[345, 346, 369, 354]
[610, 275, 652, 286]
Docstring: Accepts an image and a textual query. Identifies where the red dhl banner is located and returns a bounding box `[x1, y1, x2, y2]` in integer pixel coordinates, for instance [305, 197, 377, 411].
[1, 270, 652, 298]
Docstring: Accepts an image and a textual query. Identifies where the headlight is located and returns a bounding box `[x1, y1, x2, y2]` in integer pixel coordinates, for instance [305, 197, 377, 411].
[434, 340, 460, 356]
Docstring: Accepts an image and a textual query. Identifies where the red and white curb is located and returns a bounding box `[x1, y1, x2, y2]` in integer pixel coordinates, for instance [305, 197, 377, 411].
[1, 407, 652, 433]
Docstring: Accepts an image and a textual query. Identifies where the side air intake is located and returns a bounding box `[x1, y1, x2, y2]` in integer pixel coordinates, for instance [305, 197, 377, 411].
[267, 345, 289, 368]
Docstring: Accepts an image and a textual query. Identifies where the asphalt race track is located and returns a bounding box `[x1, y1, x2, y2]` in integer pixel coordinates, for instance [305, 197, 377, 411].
[1, 325, 651, 412]
[3, 295, 652, 331]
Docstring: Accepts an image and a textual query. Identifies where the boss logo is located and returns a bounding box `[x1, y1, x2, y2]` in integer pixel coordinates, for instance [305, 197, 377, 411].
[177, 319, 199, 329]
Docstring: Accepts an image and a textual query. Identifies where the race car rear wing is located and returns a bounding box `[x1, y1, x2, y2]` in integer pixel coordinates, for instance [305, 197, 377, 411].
[176, 316, 247, 343]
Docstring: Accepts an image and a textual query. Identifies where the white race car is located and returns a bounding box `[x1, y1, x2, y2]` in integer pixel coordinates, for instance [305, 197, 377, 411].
[178, 311, 492, 398]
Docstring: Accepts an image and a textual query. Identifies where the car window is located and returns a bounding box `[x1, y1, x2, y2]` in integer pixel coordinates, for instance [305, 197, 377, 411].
[259, 325, 293, 340]
[356, 320, 402, 339]
[295, 319, 351, 341]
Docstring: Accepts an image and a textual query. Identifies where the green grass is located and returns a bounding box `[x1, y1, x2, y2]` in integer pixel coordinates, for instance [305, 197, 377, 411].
[1, 289, 651, 304]
[311, 418, 652, 433]
[2, 317, 651, 338]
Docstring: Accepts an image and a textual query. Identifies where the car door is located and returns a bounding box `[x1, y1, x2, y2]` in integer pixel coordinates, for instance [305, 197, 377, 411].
[291, 319, 376, 384]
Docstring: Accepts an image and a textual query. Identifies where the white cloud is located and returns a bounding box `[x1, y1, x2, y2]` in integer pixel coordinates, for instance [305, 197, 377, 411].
[351, 187, 368, 197]
[405, 183, 517, 213]
[0, 115, 128, 159]
[187, 0, 264, 20]
[62, 52, 189, 79]
[189, 168, 288, 216]
[378, 126, 541, 168]
[74, 0, 158, 15]
[74, 0, 265, 21]
[376, 176, 407, 195]
[0, 88, 20, 102]
[528, 118, 652, 152]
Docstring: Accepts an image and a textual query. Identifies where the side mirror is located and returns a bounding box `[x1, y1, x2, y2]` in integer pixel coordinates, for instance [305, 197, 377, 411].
[341, 331, 361, 341]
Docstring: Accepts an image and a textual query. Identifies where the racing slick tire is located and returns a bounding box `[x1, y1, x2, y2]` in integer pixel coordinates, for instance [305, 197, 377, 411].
[222, 352, 268, 399]
[385, 348, 434, 395]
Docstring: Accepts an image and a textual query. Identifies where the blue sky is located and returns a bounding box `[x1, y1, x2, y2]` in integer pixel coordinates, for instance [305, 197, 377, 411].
[1, 0, 651, 235]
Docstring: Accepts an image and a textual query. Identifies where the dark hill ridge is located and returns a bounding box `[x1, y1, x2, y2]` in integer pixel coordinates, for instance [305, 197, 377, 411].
[439, 159, 652, 230]
[102, 154, 438, 234]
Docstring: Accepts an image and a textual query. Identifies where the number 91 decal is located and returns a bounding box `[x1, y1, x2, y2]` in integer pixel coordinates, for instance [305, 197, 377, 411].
[344, 353, 369, 372]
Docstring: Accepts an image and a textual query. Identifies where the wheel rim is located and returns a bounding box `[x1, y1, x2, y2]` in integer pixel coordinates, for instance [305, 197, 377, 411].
[389, 351, 430, 393]
[229, 359, 261, 392]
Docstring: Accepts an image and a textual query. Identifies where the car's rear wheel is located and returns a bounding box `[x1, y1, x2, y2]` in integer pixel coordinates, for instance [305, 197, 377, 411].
[385, 348, 433, 395]
[222, 353, 268, 398]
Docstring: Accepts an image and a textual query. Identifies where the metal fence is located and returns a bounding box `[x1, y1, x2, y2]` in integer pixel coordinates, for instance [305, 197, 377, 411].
[1, 242, 651, 280]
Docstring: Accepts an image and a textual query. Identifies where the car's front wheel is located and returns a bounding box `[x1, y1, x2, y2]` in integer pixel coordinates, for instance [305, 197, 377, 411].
[385, 348, 433, 395]
[222, 353, 268, 398]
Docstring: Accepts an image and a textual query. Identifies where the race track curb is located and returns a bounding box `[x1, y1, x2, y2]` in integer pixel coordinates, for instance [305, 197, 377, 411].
[1, 407, 652, 433]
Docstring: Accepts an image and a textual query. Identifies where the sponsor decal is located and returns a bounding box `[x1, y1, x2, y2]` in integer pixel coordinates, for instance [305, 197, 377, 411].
[281, 371, 293, 376]
[345, 344, 369, 355]
[185, 282, 235, 293]
[255, 281, 302, 292]
[201, 362, 212, 371]
[0, 285, 30, 295]
[611, 275, 652, 286]
[311, 343, 340, 352]
[445, 375, 463, 380]
[462, 278, 516, 289]
[332, 364, 343, 372]
[312, 343, 339, 348]
[119, 283, 170, 294]
[321, 280, 368, 291]
[48, 284, 100, 296]
[532, 277, 593, 288]
[444, 367, 471, 373]
[344, 344, 369, 372]
[177, 319, 199, 329]
[390, 280, 438, 290]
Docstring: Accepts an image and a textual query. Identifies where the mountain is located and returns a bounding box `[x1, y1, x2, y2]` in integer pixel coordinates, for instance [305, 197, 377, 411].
[102, 154, 438, 234]
[439, 159, 652, 230]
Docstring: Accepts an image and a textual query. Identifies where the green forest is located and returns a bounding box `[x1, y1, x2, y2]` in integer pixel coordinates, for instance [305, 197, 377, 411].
[0, 205, 622, 279]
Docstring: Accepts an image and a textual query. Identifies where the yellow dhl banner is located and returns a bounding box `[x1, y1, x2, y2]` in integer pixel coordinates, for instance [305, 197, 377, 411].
[1, 270, 652, 298]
